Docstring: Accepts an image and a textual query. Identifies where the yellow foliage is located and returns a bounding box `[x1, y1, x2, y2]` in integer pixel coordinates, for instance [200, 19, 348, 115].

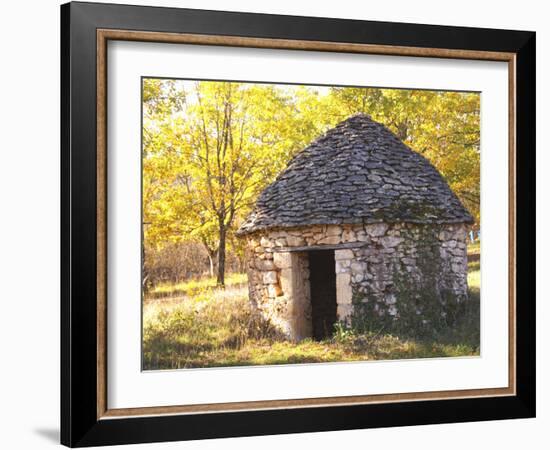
[142, 79, 480, 276]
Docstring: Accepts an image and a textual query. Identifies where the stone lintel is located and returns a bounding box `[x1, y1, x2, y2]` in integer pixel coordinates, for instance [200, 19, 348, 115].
[270, 242, 367, 253]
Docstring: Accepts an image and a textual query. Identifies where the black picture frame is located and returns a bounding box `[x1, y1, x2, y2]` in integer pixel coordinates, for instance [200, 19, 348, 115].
[61, 1, 535, 447]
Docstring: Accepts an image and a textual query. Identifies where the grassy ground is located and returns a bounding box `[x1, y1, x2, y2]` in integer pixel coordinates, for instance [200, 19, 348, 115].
[143, 244, 481, 370]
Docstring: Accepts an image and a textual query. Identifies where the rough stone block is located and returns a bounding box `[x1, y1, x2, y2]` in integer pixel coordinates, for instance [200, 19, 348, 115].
[381, 235, 403, 248]
[256, 259, 275, 271]
[336, 273, 352, 304]
[326, 225, 342, 237]
[355, 230, 368, 241]
[335, 249, 354, 260]
[313, 233, 325, 241]
[365, 223, 388, 237]
[342, 228, 356, 242]
[350, 261, 367, 273]
[451, 263, 464, 273]
[286, 235, 306, 246]
[273, 252, 292, 269]
[318, 235, 341, 245]
[260, 236, 273, 248]
[352, 273, 364, 283]
[262, 271, 278, 284]
[274, 238, 287, 247]
[305, 236, 317, 245]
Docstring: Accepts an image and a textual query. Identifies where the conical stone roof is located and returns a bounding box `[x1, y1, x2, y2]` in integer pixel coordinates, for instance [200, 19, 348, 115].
[238, 114, 473, 235]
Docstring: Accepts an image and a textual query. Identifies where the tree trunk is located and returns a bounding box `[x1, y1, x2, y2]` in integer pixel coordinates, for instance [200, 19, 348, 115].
[141, 224, 149, 293]
[207, 253, 214, 278]
[202, 241, 218, 279]
[217, 223, 226, 287]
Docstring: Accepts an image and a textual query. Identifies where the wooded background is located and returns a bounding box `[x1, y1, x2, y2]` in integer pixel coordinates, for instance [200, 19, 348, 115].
[142, 79, 480, 288]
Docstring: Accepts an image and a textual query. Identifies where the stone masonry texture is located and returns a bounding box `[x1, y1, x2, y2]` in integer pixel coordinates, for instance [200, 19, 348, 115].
[238, 114, 473, 340]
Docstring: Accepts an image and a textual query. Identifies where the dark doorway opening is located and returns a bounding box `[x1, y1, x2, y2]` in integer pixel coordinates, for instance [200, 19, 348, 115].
[308, 250, 337, 341]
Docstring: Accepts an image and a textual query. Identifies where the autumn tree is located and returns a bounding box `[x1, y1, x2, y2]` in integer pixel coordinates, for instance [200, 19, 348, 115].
[143, 79, 481, 288]
[143, 80, 310, 285]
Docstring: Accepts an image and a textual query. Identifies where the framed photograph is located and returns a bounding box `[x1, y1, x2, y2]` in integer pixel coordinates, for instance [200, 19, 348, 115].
[61, 1, 535, 447]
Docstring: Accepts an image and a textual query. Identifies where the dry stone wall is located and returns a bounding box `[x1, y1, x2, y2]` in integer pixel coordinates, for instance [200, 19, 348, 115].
[245, 222, 469, 340]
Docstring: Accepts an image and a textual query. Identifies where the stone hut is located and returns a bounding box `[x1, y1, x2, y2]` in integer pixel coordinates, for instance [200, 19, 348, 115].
[237, 114, 473, 341]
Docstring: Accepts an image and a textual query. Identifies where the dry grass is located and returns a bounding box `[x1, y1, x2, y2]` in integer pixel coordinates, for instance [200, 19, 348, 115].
[143, 244, 481, 370]
[147, 273, 247, 299]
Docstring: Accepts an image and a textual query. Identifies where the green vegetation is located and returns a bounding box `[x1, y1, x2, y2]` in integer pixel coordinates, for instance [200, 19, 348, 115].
[143, 242, 480, 370]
